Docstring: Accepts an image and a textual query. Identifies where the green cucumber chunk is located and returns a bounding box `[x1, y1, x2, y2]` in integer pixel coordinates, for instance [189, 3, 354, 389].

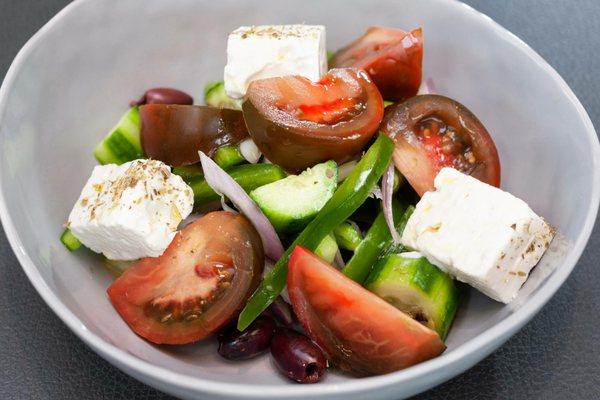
[93, 107, 143, 165]
[204, 81, 243, 110]
[314, 234, 338, 264]
[250, 161, 338, 234]
[365, 253, 459, 340]
[172, 164, 203, 182]
[60, 228, 81, 251]
[333, 222, 362, 251]
[213, 145, 245, 169]
[189, 164, 287, 207]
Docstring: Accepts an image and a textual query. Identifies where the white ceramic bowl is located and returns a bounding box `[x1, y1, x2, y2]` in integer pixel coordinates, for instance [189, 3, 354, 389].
[0, 0, 598, 399]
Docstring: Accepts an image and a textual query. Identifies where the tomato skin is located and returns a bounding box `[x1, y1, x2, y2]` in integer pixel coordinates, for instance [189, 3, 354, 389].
[381, 95, 501, 196]
[107, 212, 264, 345]
[331, 27, 423, 102]
[288, 246, 445, 376]
[140, 105, 249, 167]
[243, 68, 383, 173]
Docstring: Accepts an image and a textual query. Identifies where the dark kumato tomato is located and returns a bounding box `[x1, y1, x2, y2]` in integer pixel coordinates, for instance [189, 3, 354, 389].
[140, 105, 248, 167]
[243, 68, 383, 172]
[107, 212, 264, 345]
[381, 95, 501, 196]
[331, 27, 423, 102]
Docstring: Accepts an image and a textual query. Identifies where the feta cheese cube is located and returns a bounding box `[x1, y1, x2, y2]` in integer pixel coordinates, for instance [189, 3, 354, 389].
[68, 159, 193, 260]
[401, 168, 555, 303]
[224, 25, 327, 98]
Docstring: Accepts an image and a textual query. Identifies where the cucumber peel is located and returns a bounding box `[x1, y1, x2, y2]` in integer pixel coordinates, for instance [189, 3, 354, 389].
[60, 228, 81, 251]
[365, 252, 459, 340]
[250, 161, 338, 235]
[93, 107, 143, 165]
[204, 81, 243, 110]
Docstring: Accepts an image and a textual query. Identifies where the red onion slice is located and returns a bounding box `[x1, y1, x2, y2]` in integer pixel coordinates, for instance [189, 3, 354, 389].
[382, 163, 401, 244]
[417, 78, 436, 95]
[199, 151, 284, 260]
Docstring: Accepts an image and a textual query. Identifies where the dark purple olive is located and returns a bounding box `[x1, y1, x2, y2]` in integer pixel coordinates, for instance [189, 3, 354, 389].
[130, 87, 193, 107]
[266, 297, 294, 327]
[217, 316, 276, 360]
[270, 328, 327, 383]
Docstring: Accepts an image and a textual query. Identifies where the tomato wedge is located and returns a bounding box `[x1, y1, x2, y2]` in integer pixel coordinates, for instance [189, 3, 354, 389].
[243, 68, 383, 173]
[330, 27, 423, 102]
[140, 105, 249, 167]
[107, 212, 264, 345]
[288, 246, 445, 376]
[381, 95, 501, 196]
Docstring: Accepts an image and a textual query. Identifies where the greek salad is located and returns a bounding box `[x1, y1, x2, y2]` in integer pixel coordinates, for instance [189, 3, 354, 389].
[61, 24, 555, 383]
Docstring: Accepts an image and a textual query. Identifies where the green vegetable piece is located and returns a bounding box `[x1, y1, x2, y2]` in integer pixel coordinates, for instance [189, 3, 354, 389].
[327, 50, 335, 64]
[383, 100, 394, 107]
[250, 161, 338, 234]
[60, 228, 81, 251]
[93, 107, 143, 165]
[204, 81, 243, 110]
[314, 234, 338, 264]
[172, 164, 203, 182]
[237, 134, 394, 330]
[189, 164, 287, 207]
[342, 203, 414, 284]
[333, 221, 362, 251]
[365, 253, 459, 340]
[213, 145, 246, 169]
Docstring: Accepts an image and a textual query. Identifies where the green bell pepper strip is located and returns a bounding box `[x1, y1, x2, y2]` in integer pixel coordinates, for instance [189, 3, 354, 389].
[342, 203, 414, 284]
[189, 163, 286, 207]
[237, 134, 394, 330]
[213, 145, 246, 170]
[333, 221, 363, 251]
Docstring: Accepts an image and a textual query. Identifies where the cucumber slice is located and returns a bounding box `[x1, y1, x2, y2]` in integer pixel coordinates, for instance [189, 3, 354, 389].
[250, 161, 338, 234]
[213, 145, 245, 169]
[60, 228, 81, 251]
[204, 81, 243, 110]
[190, 163, 287, 207]
[314, 234, 338, 264]
[365, 252, 459, 340]
[93, 107, 143, 165]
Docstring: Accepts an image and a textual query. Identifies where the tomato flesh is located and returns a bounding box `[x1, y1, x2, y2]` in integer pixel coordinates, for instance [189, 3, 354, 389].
[288, 246, 445, 376]
[382, 95, 501, 196]
[331, 27, 423, 102]
[243, 68, 383, 173]
[107, 212, 264, 345]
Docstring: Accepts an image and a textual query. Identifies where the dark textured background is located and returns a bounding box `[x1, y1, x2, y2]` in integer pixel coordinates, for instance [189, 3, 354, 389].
[1, 0, 599, 399]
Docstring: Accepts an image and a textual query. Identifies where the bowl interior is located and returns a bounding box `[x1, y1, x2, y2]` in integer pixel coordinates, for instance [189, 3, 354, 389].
[0, 0, 598, 394]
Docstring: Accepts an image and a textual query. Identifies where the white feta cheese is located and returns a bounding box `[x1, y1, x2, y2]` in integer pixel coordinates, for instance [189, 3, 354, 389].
[224, 25, 327, 99]
[401, 168, 555, 303]
[68, 159, 193, 260]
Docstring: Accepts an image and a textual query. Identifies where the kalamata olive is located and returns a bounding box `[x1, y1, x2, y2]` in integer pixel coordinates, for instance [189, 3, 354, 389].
[266, 297, 294, 327]
[218, 316, 276, 360]
[270, 328, 327, 383]
[130, 87, 193, 107]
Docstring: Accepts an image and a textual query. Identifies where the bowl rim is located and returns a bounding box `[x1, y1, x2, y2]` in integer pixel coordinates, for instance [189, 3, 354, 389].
[1, 0, 599, 398]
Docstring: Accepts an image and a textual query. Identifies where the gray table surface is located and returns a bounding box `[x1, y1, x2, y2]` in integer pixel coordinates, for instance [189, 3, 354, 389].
[1, 0, 599, 399]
